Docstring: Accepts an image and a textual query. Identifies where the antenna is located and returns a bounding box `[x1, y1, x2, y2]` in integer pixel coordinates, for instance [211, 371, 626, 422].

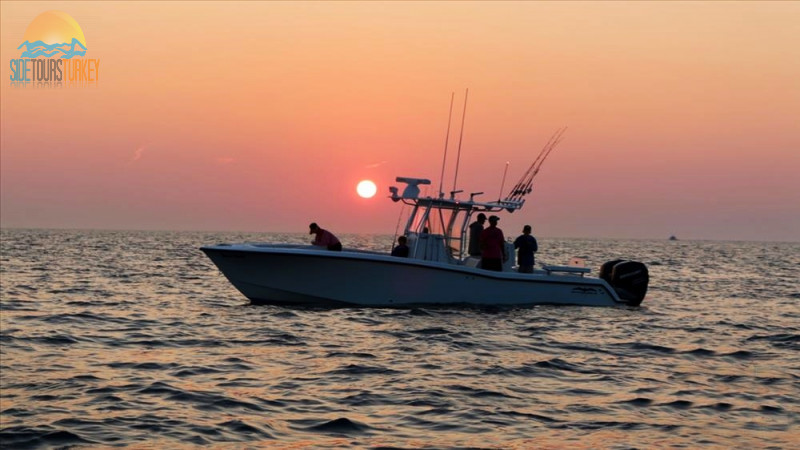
[437, 92, 455, 198]
[498, 161, 510, 201]
[451, 88, 469, 194]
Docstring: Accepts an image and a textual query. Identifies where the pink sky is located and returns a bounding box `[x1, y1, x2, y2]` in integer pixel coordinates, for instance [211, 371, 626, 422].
[1, 1, 799, 241]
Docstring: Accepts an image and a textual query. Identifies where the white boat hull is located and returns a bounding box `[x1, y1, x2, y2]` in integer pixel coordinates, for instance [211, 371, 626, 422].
[201, 244, 629, 307]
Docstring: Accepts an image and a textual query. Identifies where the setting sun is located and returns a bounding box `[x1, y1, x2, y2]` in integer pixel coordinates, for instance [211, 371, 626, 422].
[356, 180, 377, 198]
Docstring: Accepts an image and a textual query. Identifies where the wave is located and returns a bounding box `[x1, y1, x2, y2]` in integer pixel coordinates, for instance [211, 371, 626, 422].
[17, 38, 87, 59]
[2, 229, 798, 448]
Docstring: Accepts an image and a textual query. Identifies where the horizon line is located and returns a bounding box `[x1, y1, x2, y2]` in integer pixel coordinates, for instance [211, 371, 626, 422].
[1, 225, 797, 244]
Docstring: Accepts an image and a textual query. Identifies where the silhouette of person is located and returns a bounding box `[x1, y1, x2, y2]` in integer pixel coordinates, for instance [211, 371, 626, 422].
[309, 222, 342, 251]
[514, 224, 538, 273]
[391, 235, 410, 257]
[468, 213, 486, 257]
[479, 215, 507, 271]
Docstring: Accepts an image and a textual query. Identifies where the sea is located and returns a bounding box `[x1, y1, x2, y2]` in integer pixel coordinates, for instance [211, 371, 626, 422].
[0, 229, 798, 449]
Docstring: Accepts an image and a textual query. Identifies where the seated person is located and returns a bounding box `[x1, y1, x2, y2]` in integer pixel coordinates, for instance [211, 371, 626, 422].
[391, 236, 409, 257]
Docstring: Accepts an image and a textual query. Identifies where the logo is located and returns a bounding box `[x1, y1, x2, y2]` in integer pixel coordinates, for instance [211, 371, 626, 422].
[571, 287, 600, 295]
[9, 11, 100, 87]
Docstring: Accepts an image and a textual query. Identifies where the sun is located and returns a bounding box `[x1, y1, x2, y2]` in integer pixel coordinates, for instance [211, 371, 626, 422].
[356, 180, 377, 198]
[22, 11, 87, 47]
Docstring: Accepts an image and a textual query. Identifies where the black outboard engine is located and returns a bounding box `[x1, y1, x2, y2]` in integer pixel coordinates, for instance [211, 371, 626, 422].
[599, 260, 649, 306]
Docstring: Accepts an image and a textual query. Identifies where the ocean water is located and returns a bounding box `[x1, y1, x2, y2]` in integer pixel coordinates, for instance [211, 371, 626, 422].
[0, 229, 798, 448]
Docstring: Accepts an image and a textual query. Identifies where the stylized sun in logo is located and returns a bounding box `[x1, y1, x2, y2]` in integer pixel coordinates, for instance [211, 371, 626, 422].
[19, 10, 87, 59]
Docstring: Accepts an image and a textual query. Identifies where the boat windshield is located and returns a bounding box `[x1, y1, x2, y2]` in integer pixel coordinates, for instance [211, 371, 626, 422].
[405, 200, 473, 259]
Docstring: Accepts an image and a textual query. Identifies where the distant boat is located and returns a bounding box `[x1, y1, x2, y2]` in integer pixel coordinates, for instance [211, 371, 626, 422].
[669, 235, 678, 241]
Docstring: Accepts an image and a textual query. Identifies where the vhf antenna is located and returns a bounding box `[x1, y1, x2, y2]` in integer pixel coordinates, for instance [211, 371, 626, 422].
[437, 92, 455, 198]
[498, 161, 510, 202]
[451, 88, 469, 197]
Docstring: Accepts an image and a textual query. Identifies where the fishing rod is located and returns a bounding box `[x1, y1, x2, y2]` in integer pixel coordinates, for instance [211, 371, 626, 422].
[531, 127, 566, 177]
[514, 128, 566, 199]
[505, 127, 567, 202]
[506, 131, 560, 200]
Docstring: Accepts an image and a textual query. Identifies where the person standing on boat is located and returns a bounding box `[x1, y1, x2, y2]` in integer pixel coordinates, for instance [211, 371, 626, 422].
[309, 223, 342, 251]
[479, 215, 507, 271]
[391, 235, 409, 257]
[514, 225, 538, 273]
[468, 213, 487, 257]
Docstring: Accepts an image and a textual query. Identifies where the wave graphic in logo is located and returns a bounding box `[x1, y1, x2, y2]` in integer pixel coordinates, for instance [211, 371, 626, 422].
[9, 11, 99, 87]
[18, 38, 87, 59]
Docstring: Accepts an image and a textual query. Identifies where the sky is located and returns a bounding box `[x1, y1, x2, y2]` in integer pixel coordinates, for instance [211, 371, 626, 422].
[1, 1, 799, 241]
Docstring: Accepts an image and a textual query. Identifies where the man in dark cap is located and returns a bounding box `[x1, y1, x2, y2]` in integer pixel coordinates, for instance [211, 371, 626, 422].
[479, 215, 507, 271]
[309, 222, 342, 251]
[468, 213, 486, 257]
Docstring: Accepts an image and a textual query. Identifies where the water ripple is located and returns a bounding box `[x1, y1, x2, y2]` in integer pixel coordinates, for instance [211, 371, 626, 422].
[1, 229, 798, 447]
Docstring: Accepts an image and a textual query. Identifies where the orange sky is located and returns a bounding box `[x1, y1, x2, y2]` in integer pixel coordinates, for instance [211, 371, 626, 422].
[2, 1, 799, 241]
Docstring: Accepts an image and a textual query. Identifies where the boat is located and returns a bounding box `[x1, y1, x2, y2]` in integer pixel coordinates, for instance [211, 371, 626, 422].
[201, 177, 650, 308]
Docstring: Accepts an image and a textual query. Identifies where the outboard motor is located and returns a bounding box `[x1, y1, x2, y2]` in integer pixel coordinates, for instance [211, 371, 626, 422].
[599, 259, 625, 283]
[600, 260, 649, 306]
